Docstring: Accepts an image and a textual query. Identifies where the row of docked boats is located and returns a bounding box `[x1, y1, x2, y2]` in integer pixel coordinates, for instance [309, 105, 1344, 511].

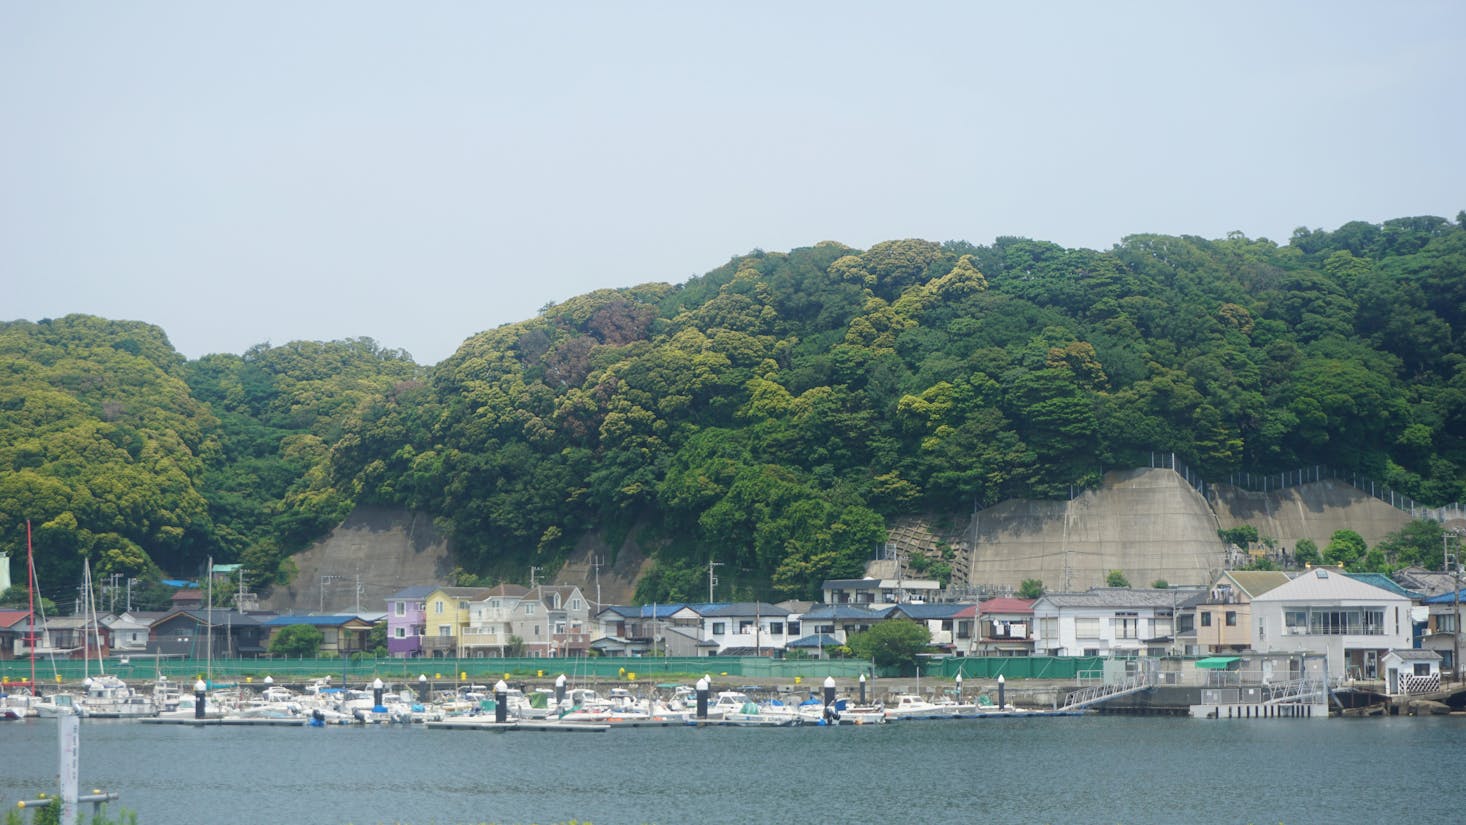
[2, 676, 1047, 727]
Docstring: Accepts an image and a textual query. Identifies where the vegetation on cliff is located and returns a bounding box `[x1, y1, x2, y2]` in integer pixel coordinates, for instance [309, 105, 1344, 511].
[2, 214, 1463, 604]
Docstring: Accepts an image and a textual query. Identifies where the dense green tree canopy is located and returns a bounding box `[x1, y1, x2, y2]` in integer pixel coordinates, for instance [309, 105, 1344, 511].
[3, 214, 1465, 604]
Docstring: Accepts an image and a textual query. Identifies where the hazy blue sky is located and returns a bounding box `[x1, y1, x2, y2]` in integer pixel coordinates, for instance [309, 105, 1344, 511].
[5, 2, 1463, 365]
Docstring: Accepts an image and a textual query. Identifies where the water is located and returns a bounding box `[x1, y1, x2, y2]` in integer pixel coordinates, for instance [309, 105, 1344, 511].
[5, 715, 1464, 825]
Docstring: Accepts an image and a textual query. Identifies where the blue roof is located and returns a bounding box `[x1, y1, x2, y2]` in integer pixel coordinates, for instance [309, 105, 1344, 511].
[1424, 590, 1466, 604]
[1345, 573, 1422, 600]
[263, 614, 368, 627]
[788, 633, 841, 648]
[598, 604, 688, 618]
[800, 605, 888, 621]
[161, 579, 196, 588]
[885, 603, 972, 620]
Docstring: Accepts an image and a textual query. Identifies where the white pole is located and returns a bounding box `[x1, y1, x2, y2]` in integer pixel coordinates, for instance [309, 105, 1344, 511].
[58, 710, 79, 825]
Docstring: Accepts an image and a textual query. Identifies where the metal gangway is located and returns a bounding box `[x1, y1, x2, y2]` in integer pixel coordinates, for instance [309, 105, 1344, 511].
[1260, 677, 1327, 707]
[1058, 673, 1150, 711]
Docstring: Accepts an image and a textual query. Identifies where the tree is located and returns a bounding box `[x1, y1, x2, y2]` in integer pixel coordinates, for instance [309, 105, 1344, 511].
[1106, 570, 1131, 588]
[1017, 579, 1045, 599]
[1218, 525, 1260, 547]
[1324, 530, 1367, 568]
[269, 624, 323, 658]
[1294, 538, 1322, 567]
[847, 619, 932, 671]
[0, 585, 56, 616]
[367, 620, 387, 657]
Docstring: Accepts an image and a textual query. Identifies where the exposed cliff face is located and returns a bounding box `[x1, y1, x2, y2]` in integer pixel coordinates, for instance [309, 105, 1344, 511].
[261, 505, 453, 614]
[899, 468, 1415, 592]
[272, 468, 1420, 611]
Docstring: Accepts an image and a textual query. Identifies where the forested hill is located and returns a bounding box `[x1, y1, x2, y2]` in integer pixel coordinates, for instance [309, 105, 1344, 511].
[3, 214, 1465, 609]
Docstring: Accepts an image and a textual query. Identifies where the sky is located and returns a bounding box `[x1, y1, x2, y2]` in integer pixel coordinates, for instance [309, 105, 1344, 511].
[4, 2, 1464, 366]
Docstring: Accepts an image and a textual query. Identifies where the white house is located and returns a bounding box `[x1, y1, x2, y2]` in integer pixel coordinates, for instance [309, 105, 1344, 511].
[697, 603, 794, 654]
[1250, 568, 1412, 681]
[101, 612, 154, 652]
[822, 577, 942, 606]
[1031, 588, 1204, 657]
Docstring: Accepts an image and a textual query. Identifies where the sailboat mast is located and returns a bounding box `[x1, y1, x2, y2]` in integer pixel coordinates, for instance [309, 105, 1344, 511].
[85, 559, 104, 675]
[26, 520, 35, 691]
[206, 556, 213, 685]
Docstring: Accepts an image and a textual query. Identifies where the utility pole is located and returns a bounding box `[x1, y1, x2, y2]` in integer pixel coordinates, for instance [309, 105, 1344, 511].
[529, 566, 541, 589]
[1449, 530, 1464, 681]
[708, 558, 723, 603]
[590, 554, 603, 609]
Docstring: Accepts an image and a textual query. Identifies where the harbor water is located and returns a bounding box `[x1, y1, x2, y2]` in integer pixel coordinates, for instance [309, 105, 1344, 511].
[5, 714, 1465, 825]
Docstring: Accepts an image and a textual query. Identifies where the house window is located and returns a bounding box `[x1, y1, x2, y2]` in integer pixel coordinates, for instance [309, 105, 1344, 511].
[524, 603, 536, 615]
[1074, 618, 1101, 638]
[570, 598, 583, 610]
[1114, 617, 1138, 639]
[1285, 609, 1308, 634]
[438, 625, 452, 637]
[1039, 617, 1058, 641]
[1439, 614, 1459, 633]
[1201, 612, 1213, 627]
[394, 627, 406, 638]
[1177, 613, 1195, 634]
[816, 624, 834, 635]
[435, 601, 444, 615]
[788, 621, 800, 635]
[738, 620, 754, 634]
[394, 602, 406, 617]
[712, 622, 727, 635]
[1225, 611, 1238, 627]
[459, 601, 468, 610]
[1153, 618, 1172, 637]
[769, 622, 784, 635]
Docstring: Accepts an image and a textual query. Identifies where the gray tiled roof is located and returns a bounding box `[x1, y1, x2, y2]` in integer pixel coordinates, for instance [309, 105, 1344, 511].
[1039, 588, 1206, 609]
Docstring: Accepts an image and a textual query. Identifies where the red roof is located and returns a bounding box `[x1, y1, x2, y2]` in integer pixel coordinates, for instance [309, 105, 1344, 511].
[979, 598, 1035, 615]
[0, 610, 30, 629]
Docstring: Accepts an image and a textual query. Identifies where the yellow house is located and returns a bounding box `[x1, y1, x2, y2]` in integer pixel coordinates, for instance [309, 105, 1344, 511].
[420, 587, 493, 658]
[1195, 570, 1292, 654]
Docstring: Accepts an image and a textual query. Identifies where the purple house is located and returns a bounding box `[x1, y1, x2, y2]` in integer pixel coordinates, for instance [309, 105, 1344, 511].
[386, 586, 435, 658]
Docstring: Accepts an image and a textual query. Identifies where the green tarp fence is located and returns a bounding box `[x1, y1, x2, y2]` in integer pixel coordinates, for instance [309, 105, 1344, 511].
[927, 656, 1106, 680]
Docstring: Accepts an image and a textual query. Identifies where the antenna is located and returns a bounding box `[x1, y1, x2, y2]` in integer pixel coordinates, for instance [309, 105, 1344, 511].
[529, 566, 542, 589]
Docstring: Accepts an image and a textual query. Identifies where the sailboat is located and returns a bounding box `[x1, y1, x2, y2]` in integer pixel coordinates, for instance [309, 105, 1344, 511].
[72, 560, 156, 718]
[3, 521, 44, 718]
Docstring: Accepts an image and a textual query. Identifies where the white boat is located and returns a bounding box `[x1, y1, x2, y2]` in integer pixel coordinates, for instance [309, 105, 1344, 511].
[883, 693, 958, 720]
[710, 691, 802, 727]
[76, 675, 159, 718]
[1, 686, 38, 719]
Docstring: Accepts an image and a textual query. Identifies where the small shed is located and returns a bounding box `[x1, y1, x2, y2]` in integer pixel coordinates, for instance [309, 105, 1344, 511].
[1383, 649, 1442, 695]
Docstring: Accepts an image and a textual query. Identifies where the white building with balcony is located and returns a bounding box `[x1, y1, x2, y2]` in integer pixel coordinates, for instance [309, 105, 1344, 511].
[1251, 568, 1412, 680]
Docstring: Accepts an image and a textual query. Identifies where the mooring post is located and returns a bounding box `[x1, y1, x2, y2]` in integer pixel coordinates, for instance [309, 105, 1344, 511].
[193, 678, 207, 720]
[555, 673, 567, 708]
[695, 676, 709, 720]
[494, 679, 508, 723]
[859, 673, 867, 705]
[998, 674, 1006, 709]
[372, 677, 385, 713]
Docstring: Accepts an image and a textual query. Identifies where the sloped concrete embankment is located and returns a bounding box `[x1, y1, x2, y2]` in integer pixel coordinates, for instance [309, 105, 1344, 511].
[1208, 479, 1412, 554]
[956, 468, 1227, 591]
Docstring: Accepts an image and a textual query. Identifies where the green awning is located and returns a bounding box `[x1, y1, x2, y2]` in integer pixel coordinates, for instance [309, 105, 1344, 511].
[1194, 656, 1241, 669]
